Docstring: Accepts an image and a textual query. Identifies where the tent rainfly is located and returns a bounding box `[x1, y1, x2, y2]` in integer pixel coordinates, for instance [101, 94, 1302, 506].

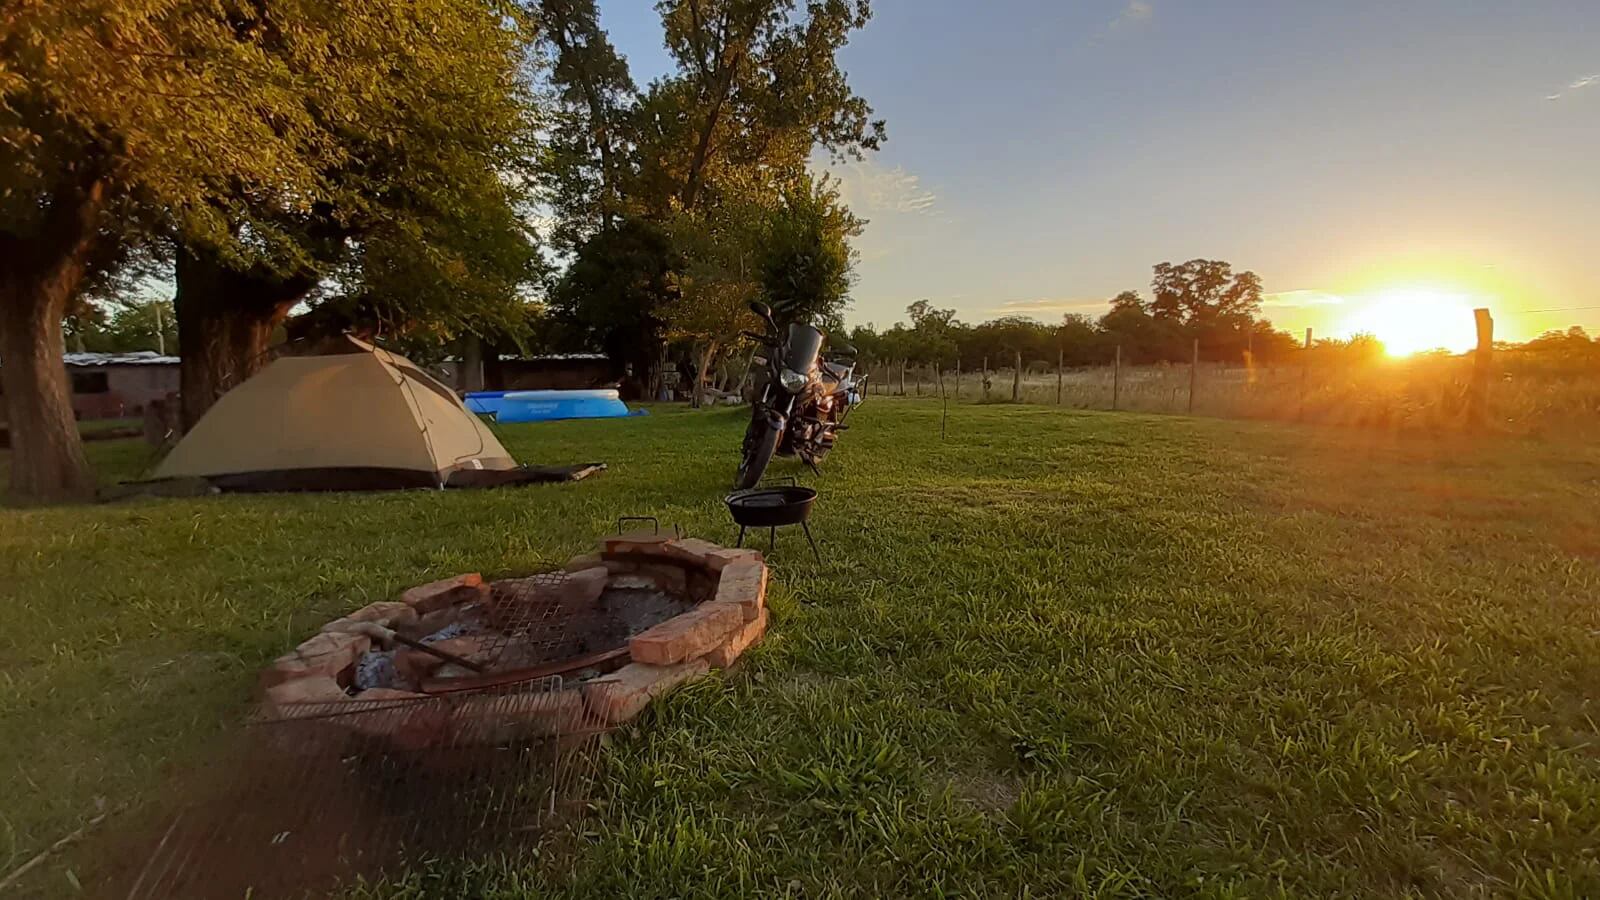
[154, 336, 518, 491]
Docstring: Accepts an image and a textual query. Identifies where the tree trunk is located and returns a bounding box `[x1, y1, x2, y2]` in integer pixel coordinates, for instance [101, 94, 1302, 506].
[0, 276, 97, 501]
[0, 175, 108, 502]
[174, 246, 314, 430]
[460, 334, 485, 393]
[689, 340, 718, 408]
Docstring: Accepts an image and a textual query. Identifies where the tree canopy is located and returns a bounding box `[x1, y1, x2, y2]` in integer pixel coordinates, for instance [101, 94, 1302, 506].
[847, 261, 1302, 370]
[538, 0, 884, 393]
[1, 0, 548, 497]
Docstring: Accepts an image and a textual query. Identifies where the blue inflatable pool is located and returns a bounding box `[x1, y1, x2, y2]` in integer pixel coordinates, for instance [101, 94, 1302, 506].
[472, 389, 636, 423]
[463, 391, 511, 415]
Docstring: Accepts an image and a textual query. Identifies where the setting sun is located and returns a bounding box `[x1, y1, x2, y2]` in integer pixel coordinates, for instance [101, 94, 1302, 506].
[1336, 287, 1483, 356]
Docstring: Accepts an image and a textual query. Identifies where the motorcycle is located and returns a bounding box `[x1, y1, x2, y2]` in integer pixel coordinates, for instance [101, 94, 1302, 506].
[734, 301, 865, 489]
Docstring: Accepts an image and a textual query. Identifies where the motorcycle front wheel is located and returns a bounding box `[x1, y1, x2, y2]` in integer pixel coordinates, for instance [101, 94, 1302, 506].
[734, 418, 781, 489]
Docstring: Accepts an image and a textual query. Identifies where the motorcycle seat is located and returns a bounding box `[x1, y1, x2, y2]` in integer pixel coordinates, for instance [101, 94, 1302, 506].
[820, 360, 851, 382]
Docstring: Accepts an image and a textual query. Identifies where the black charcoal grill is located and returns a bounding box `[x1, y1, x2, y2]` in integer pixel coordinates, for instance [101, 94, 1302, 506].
[724, 478, 819, 562]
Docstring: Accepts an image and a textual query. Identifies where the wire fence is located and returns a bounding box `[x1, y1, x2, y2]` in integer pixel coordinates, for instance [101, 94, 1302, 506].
[861, 350, 1600, 436]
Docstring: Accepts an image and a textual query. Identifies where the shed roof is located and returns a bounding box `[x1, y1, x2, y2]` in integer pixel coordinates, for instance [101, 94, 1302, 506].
[63, 351, 180, 367]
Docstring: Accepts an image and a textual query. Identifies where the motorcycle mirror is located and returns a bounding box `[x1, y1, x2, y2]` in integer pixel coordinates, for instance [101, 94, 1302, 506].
[832, 341, 857, 356]
[748, 301, 775, 324]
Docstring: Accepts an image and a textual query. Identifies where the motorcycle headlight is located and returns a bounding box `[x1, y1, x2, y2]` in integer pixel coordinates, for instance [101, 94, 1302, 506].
[778, 368, 808, 392]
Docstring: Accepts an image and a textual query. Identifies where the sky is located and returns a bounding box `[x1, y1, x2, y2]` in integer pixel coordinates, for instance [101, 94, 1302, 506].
[599, 0, 1600, 350]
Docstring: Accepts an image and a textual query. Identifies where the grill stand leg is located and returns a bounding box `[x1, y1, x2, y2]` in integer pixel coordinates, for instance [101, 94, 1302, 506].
[769, 527, 777, 552]
[736, 526, 747, 548]
[801, 520, 821, 563]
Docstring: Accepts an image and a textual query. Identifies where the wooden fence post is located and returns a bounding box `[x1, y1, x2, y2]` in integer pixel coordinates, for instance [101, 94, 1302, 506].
[954, 358, 961, 400]
[915, 364, 922, 397]
[1468, 308, 1493, 428]
[1056, 348, 1063, 405]
[1299, 328, 1312, 421]
[1112, 344, 1121, 411]
[1188, 338, 1199, 414]
[898, 359, 907, 396]
[1012, 350, 1022, 402]
[982, 356, 989, 400]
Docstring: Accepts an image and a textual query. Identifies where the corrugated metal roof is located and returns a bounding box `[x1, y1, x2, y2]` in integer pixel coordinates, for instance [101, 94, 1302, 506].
[62, 351, 181, 366]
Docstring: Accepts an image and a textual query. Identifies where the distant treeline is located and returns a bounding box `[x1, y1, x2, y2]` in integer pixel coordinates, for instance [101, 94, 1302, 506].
[842, 260, 1600, 371]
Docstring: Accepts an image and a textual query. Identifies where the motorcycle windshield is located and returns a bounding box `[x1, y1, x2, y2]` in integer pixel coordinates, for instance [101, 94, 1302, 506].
[783, 323, 825, 374]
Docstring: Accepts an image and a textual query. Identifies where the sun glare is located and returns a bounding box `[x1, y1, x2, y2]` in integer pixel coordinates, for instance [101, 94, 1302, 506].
[1337, 287, 1482, 356]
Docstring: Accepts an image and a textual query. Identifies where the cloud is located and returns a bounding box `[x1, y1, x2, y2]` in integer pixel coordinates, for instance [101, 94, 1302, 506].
[1546, 73, 1599, 101]
[828, 161, 938, 215]
[1109, 0, 1153, 30]
[1263, 290, 1345, 308]
[987, 297, 1111, 315]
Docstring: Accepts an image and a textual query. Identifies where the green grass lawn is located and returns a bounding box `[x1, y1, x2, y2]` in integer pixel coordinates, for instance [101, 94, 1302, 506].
[3, 401, 1598, 896]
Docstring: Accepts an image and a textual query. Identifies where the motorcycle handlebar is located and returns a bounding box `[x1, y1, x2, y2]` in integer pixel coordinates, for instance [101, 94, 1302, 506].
[741, 330, 774, 343]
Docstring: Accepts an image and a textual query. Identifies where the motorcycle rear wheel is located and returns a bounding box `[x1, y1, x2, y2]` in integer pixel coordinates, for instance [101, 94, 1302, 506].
[734, 419, 781, 489]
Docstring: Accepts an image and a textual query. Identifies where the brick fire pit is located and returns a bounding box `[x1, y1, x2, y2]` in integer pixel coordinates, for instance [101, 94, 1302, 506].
[258, 532, 770, 728]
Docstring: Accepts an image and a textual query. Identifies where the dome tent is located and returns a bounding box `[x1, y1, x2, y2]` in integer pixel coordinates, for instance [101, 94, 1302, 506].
[154, 336, 519, 491]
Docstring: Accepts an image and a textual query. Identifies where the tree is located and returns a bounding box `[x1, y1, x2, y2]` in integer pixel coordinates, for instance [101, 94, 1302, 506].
[549, 219, 681, 378]
[537, 0, 638, 249]
[900, 301, 959, 365]
[0, 0, 361, 498]
[1057, 313, 1099, 366]
[548, 0, 884, 391]
[1151, 260, 1262, 324]
[1149, 259, 1264, 359]
[0, 0, 542, 497]
[171, 0, 542, 428]
[64, 299, 177, 355]
[645, 0, 886, 214]
[660, 180, 768, 405]
[1099, 289, 1173, 363]
[759, 173, 863, 330]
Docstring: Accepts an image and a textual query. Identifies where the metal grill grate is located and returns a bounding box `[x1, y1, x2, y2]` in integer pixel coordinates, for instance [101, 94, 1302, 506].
[105, 680, 607, 899]
[373, 568, 714, 694]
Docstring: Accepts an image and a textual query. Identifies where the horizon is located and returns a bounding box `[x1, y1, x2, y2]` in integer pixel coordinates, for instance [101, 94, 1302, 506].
[598, 0, 1600, 350]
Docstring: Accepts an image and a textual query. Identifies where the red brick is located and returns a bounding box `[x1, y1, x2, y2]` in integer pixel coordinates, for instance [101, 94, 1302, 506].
[259, 631, 370, 690]
[561, 566, 610, 604]
[601, 531, 674, 559]
[714, 559, 768, 622]
[664, 538, 722, 569]
[704, 547, 764, 572]
[581, 658, 709, 724]
[321, 601, 417, 635]
[629, 601, 742, 665]
[400, 573, 487, 613]
[262, 675, 350, 717]
[706, 608, 769, 668]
